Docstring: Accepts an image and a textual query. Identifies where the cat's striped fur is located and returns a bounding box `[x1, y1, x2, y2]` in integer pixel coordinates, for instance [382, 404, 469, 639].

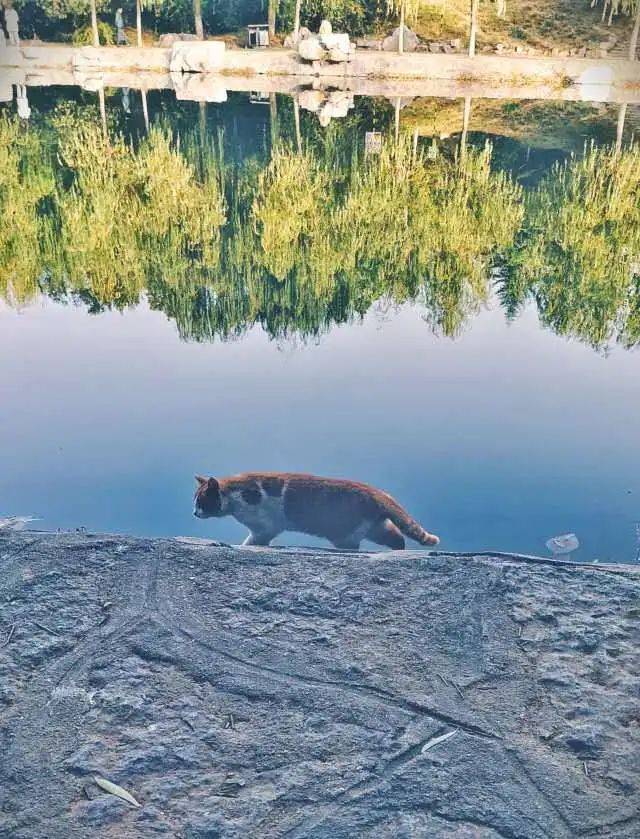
[194, 472, 439, 551]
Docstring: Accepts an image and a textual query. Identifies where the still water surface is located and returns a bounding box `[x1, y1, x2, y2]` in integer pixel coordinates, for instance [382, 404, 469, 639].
[1, 90, 638, 561]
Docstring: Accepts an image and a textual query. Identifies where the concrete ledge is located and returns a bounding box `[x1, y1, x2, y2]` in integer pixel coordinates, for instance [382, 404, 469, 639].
[0, 530, 639, 837]
[1, 42, 639, 104]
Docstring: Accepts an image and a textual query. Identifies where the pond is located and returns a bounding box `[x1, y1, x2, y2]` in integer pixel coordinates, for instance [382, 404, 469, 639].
[1, 87, 639, 562]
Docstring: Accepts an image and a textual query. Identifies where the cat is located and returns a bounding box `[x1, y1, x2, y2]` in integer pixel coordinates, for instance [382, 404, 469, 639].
[193, 472, 439, 551]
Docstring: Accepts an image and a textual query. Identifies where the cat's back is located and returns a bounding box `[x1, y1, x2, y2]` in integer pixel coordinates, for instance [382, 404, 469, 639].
[223, 472, 386, 538]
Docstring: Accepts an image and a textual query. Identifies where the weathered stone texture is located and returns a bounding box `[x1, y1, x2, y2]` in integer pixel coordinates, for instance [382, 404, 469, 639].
[0, 532, 639, 837]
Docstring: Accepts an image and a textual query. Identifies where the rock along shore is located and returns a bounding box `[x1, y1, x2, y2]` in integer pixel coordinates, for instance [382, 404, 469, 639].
[1, 530, 639, 837]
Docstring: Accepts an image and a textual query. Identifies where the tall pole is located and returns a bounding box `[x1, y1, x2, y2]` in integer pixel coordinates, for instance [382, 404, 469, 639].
[268, 0, 276, 39]
[399, 2, 405, 54]
[193, 0, 204, 39]
[469, 0, 479, 57]
[90, 0, 100, 47]
[136, 0, 143, 47]
[293, 0, 301, 41]
[630, 3, 640, 61]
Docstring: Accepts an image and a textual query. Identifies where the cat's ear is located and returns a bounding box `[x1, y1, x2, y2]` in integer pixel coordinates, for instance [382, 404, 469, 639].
[195, 475, 208, 487]
[207, 477, 220, 492]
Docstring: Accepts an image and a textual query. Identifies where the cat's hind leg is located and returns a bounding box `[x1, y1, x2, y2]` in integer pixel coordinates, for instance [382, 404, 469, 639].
[242, 530, 279, 547]
[368, 519, 406, 550]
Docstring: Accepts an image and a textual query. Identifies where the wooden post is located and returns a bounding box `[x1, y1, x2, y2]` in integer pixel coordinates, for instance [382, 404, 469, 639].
[90, 0, 100, 47]
[193, 0, 204, 39]
[136, 0, 143, 47]
[469, 0, 479, 57]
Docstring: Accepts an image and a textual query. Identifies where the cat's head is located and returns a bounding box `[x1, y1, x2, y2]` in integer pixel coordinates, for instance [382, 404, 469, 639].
[194, 475, 222, 518]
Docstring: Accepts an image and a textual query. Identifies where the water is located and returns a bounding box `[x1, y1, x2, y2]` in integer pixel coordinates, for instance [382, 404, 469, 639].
[1, 89, 639, 561]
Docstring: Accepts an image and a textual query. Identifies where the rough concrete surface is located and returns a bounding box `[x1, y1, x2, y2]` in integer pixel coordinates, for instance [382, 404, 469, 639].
[0, 531, 639, 838]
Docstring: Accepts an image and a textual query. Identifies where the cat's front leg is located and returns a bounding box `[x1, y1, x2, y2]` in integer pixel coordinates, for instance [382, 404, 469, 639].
[242, 530, 277, 547]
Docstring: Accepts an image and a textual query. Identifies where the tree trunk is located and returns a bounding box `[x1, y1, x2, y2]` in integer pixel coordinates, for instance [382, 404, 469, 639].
[90, 0, 99, 47]
[268, 0, 276, 39]
[136, 0, 143, 47]
[630, 3, 640, 60]
[193, 0, 204, 39]
[293, 0, 301, 41]
[399, 2, 405, 54]
[469, 0, 479, 57]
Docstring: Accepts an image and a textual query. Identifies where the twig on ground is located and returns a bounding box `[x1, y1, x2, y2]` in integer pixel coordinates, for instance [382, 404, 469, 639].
[1, 624, 16, 647]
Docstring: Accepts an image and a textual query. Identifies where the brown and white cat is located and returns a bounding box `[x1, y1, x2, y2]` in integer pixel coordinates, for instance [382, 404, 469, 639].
[193, 472, 439, 551]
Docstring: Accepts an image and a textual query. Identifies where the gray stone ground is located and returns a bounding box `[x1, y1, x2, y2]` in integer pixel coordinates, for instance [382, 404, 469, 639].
[0, 531, 639, 838]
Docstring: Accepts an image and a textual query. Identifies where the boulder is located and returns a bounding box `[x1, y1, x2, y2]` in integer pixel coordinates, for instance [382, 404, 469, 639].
[355, 37, 383, 50]
[1, 530, 639, 838]
[283, 27, 311, 48]
[382, 25, 420, 53]
[320, 32, 351, 52]
[169, 40, 226, 73]
[157, 33, 200, 47]
[319, 19, 332, 35]
[298, 37, 328, 62]
[328, 47, 352, 63]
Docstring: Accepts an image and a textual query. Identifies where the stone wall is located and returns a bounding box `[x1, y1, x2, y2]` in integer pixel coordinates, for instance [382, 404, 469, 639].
[0, 531, 639, 837]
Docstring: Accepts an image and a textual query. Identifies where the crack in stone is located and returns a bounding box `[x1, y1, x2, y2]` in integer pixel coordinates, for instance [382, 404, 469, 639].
[166, 609, 499, 741]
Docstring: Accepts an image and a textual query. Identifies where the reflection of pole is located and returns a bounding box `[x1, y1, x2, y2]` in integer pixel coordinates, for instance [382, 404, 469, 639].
[469, 0, 479, 57]
[395, 97, 401, 144]
[199, 101, 207, 179]
[460, 95, 472, 161]
[616, 103, 627, 154]
[141, 89, 149, 132]
[413, 127, 418, 158]
[98, 87, 107, 141]
[293, 97, 302, 152]
[270, 92, 278, 148]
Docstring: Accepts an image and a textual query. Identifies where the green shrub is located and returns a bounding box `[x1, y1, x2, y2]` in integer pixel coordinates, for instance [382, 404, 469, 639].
[72, 21, 114, 45]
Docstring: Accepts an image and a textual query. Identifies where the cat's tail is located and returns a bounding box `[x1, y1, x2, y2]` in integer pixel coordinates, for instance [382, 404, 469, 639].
[382, 499, 440, 546]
